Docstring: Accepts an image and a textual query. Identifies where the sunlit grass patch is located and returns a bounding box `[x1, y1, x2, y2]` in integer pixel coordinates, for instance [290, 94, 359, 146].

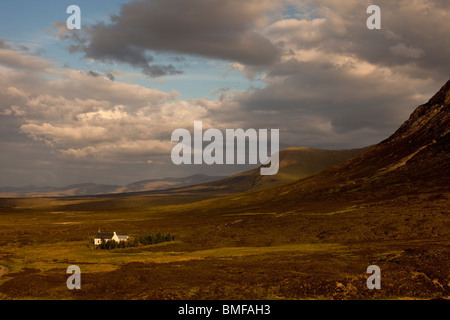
[1, 240, 345, 277]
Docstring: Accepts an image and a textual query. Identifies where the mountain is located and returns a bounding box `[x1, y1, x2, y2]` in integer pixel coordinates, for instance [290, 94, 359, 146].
[181, 147, 367, 194]
[0, 183, 121, 198]
[0, 174, 224, 198]
[112, 174, 223, 193]
[187, 79, 450, 214]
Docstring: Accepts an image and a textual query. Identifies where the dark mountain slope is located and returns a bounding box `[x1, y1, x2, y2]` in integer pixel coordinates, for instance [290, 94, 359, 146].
[193, 79, 450, 214]
[184, 147, 367, 194]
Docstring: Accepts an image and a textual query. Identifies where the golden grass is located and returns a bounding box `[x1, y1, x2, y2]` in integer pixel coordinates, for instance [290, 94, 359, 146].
[0, 240, 345, 275]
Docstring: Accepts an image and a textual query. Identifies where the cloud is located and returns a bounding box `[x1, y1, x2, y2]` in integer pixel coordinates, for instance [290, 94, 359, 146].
[105, 72, 115, 81]
[53, 21, 184, 78]
[268, 0, 450, 81]
[0, 46, 209, 165]
[59, 140, 172, 161]
[67, 0, 279, 75]
[142, 64, 183, 77]
[207, 0, 449, 148]
[0, 40, 11, 49]
[238, 58, 431, 134]
[87, 70, 118, 81]
[389, 43, 425, 59]
[0, 47, 54, 72]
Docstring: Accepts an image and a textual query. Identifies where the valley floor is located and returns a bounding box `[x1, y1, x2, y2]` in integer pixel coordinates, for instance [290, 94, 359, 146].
[0, 191, 448, 300]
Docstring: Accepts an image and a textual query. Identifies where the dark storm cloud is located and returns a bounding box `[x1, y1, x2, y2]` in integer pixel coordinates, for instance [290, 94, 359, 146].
[82, 0, 279, 70]
[53, 21, 184, 78]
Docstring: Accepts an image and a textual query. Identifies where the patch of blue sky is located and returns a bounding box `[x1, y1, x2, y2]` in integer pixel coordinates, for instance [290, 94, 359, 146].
[282, 2, 320, 20]
[0, 0, 126, 63]
[153, 67, 266, 101]
[105, 55, 266, 100]
[0, 0, 267, 100]
[0, 0, 124, 42]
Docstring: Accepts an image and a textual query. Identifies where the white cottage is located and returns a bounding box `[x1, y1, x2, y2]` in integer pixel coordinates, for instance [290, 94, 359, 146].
[94, 231, 129, 245]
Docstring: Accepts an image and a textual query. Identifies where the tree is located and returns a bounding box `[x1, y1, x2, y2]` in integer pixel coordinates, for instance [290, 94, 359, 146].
[100, 238, 106, 250]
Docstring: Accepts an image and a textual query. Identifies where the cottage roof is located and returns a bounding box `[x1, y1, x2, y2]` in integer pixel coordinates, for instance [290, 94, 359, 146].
[95, 232, 115, 239]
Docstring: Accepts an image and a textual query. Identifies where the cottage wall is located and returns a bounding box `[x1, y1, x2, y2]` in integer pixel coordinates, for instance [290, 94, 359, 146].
[94, 231, 128, 246]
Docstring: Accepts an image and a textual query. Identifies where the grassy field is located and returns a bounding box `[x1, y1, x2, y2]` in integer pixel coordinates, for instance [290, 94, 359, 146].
[0, 189, 448, 300]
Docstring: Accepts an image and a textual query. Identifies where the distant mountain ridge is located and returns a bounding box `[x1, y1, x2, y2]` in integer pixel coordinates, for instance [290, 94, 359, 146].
[112, 174, 223, 194]
[0, 183, 121, 198]
[0, 174, 222, 198]
[0, 146, 367, 198]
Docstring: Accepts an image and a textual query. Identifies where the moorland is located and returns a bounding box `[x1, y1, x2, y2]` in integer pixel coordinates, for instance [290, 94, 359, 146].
[0, 80, 449, 300]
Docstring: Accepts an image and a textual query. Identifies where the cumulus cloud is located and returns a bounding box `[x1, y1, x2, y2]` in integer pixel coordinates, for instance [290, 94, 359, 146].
[64, 0, 280, 75]
[0, 46, 211, 166]
[0, 47, 54, 72]
[267, 0, 450, 81]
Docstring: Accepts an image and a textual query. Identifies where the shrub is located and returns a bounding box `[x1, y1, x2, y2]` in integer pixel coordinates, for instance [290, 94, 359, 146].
[139, 233, 175, 245]
[94, 233, 175, 250]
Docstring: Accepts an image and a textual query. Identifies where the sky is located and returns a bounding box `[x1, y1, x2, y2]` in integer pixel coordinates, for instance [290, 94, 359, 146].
[0, 0, 449, 187]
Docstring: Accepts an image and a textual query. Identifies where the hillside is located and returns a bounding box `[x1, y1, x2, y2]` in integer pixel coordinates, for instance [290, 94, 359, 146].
[111, 174, 223, 194]
[182, 79, 450, 214]
[185, 147, 367, 193]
